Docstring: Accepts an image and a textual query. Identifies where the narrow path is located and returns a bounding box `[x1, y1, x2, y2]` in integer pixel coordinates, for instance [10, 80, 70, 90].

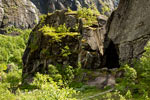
[82, 88, 114, 100]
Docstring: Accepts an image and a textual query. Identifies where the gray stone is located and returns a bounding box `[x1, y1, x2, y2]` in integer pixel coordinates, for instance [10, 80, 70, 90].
[0, 0, 39, 29]
[105, 0, 150, 64]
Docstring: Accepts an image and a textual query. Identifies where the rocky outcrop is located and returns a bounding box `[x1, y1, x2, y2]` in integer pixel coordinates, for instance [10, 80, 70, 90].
[22, 10, 107, 83]
[31, 0, 119, 15]
[0, 0, 119, 33]
[0, 0, 39, 29]
[103, 0, 150, 66]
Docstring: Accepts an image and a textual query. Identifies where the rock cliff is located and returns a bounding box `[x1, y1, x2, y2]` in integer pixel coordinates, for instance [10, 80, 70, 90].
[0, 0, 119, 31]
[0, 0, 39, 29]
[103, 0, 150, 66]
[31, 0, 119, 15]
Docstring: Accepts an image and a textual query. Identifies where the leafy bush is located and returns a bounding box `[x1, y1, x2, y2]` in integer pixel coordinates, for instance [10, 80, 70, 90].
[115, 42, 150, 99]
[0, 71, 77, 100]
[77, 7, 99, 26]
[55, 24, 70, 33]
[0, 28, 31, 66]
[48, 64, 75, 86]
[48, 64, 63, 83]
[115, 65, 137, 94]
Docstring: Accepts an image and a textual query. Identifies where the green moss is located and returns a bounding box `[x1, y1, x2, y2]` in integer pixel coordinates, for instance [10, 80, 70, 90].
[29, 34, 39, 53]
[39, 25, 79, 42]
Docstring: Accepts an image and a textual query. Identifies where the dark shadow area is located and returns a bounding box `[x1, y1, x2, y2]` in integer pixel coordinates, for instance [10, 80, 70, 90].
[103, 40, 120, 69]
[30, 0, 49, 14]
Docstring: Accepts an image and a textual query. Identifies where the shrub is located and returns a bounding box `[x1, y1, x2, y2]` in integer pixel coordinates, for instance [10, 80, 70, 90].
[77, 7, 99, 26]
[115, 41, 150, 99]
[115, 65, 137, 94]
[55, 24, 70, 33]
[48, 64, 75, 86]
[0, 71, 77, 100]
[0, 27, 31, 66]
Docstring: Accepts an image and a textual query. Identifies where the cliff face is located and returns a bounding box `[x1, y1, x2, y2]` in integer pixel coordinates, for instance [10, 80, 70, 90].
[0, 0, 119, 31]
[31, 0, 119, 14]
[103, 0, 150, 66]
[0, 0, 39, 29]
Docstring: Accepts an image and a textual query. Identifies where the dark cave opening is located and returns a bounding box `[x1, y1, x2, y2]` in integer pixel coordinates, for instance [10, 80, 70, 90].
[104, 41, 120, 69]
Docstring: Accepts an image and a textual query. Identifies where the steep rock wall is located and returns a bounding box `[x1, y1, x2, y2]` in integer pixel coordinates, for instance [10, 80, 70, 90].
[0, 0, 119, 31]
[31, 0, 119, 15]
[0, 0, 39, 29]
[103, 0, 150, 66]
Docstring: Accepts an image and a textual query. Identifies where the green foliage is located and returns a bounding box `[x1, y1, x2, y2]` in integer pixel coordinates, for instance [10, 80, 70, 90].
[99, 91, 127, 100]
[61, 46, 71, 57]
[115, 65, 137, 96]
[77, 7, 99, 26]
[0, 27, 31, 66]
[48, 64, 63, 83]
[102, 5, 110, 15]
[1, 69, 22, 89]
[114, 42, 150, 99]
[27, 73, 77, 100]
[62, 65, 75, 85]
[39, 25, 78, 42]
[39, 14, 47, 24]
[5, 26, 23, 34]
[0, 63, 7, 72]
[55, 23, 70, 33]
[48, 64, 75, 86]
[0, 71, 77, 100]
[125, 90, 132, 99]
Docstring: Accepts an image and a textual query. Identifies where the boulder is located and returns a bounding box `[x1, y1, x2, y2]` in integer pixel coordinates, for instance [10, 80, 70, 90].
[22, 10, 107, 83]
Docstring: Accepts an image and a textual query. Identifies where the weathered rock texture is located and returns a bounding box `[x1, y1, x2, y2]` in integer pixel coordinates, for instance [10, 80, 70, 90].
[0, 0, 39, 29]
[22, 10, 107, 83]
[103, 0, 150, 66]
[31, 0, 119, 15]
[0, 0, 119, 34]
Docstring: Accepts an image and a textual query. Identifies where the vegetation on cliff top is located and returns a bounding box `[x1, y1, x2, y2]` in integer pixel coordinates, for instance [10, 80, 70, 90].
[39, 24, 79, 42]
